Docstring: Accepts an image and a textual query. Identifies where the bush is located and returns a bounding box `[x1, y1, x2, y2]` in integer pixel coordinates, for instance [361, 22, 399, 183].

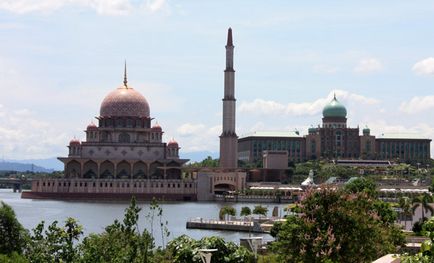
[0, 202, 28, 255]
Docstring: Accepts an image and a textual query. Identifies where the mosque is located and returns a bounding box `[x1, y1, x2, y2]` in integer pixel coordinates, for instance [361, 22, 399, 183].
[23, 65, 197, 200]
[59, 65, 188, 180]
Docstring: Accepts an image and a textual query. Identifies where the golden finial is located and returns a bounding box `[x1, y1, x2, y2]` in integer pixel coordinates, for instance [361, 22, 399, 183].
[123, 60, 128, 87]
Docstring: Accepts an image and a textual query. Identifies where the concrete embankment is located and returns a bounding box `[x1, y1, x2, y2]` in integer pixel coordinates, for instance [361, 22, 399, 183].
[214, 194, 293, 203]
[21, 191, 197, 201]
[186, 219, 265, 233]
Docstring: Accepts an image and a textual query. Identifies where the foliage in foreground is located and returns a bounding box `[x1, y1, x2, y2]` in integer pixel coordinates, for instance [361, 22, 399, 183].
[167, 235, 253, 263]
[0, 201, 28, 255]
[0, 198, 253, 263]
[270, 186, 405, 263]
[402, 217, 434, 262]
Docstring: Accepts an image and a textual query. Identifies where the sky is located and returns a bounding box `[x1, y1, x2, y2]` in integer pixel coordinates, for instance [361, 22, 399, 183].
[0, 0, 434, 160]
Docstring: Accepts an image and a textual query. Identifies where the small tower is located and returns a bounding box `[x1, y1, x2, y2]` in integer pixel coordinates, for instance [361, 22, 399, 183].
[219, 27, 238, 169]
[68, 138, 81, 157]
[86, 122, 98, 142]
[151, 122, 163, 143]
[167, 138, 180, 159]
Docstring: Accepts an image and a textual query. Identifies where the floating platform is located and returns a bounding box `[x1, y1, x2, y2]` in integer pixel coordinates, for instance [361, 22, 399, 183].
[186, 218, 265, 233]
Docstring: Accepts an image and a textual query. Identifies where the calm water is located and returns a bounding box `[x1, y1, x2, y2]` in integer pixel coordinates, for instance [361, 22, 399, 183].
[0, 189, 286, 246]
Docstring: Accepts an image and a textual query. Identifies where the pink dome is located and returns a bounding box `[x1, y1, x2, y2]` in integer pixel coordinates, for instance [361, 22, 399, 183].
[100, 85, 150, 117]
[167, 139, 178, 147]
[151, 122, 162, 131]
[69, 138, 81, 146]
[87, 122, 97, 130]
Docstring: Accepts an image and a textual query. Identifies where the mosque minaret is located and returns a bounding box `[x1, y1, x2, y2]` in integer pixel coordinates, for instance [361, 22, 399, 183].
[219, 27, 238, 169]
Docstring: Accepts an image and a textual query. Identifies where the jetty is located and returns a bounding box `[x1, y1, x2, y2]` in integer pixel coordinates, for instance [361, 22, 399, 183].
[186, 218, 265, 233]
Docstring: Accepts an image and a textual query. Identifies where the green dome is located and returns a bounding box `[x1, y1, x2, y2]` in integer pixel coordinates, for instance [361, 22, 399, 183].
[363, 126, 370, 134]
[308, 126, 317, 133]
[322, 95, 347, 118]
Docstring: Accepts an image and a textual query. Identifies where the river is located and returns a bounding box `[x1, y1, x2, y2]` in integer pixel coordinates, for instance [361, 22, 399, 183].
[0, 189, 287, 246]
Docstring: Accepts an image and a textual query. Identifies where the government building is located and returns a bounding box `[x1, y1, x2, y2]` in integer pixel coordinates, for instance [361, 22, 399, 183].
[239, 95, 431, 165]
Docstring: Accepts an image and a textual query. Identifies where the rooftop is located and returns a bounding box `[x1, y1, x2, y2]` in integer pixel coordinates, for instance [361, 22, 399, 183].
[239, 131, 303, 139]
[377, 133, 431, 140]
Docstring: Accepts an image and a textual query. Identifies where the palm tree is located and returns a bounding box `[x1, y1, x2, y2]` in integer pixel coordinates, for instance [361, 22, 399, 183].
[219, 206, 236, 221]
[412, 193, 434, 222]
[240, 206, 251, 217]
[399, 196, 412, 230]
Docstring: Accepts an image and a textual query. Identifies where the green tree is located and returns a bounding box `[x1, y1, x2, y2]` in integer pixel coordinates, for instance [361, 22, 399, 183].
[412, 193, 434, 221]
[399, 197, 412, 230]
[26, 218, 83, 263]
[252, 205, 268, 217]
[344, 177, 377, 197]
[78, 197, 155, 263]
[271, 188, 405, 263]
[0, 252, 28, 263]
[269, 221, 283, 238]
[402, 217, 434, 262]
[219, 206, 236, 220]
[189, 156, 219, 168]
[240, 207, 251, 217]
[166, 235, 253, 263]
[0, 202, 28, 255]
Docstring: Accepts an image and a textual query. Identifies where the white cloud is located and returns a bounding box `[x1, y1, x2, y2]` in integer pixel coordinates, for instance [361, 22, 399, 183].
[367, 120, 434, 141]
[144, 0, 167, 13]
[313, 64, 339, 74]
[0, 0, 168, 15]
[353, 58, 383, 73]
[173, 123, 221, 152]
[412, 57, 434, 75]
[400, 95, 434, 114]
[177, 123, 206, 136]
[238, 90, 379, 116]
[0, 106, 72, 159]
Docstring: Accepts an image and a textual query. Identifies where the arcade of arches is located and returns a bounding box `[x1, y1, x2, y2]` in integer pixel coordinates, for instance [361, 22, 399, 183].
[65, 159, 182, 180]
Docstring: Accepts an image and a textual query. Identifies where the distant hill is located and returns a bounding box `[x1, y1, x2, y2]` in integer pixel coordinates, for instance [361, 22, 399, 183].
[0, 161, 54, 173]
[10, 158, 63, 171]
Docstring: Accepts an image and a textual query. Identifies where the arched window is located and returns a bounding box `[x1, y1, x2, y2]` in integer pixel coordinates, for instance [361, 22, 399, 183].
[119, 133, 130, 143]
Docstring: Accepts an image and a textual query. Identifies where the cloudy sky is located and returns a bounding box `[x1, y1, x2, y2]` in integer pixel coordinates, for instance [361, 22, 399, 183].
[0, 0, 434, 160]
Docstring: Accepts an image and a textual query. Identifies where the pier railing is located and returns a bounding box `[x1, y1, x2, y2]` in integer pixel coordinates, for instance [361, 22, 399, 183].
[188, 218, 254, 226]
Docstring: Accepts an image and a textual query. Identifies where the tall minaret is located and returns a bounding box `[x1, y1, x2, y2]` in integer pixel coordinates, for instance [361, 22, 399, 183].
[219, 28, 238, 169]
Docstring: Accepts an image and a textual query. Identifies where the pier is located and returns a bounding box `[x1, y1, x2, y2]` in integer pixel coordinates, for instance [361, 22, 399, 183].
[186, 218, 265, 233]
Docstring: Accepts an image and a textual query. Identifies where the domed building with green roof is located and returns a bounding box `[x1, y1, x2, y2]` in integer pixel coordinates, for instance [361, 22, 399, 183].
[305, 95, 361, 159]
[240, 93, 430, 165]
[322, 94, 347, 119]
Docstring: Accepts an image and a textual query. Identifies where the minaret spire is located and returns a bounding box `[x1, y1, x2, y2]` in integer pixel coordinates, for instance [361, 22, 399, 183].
[220, 27, 238, 169]
[123, 60, 128, 87]
[226, 27, 233, 47]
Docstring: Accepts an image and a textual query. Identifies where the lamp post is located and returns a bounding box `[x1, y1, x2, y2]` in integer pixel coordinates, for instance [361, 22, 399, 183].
[245, 236, 263, 262]
[198, 249, 217, 263]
